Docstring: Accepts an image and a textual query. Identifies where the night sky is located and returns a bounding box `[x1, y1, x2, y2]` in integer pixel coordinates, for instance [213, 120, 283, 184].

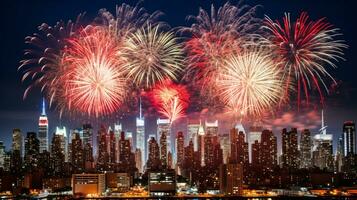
[0, 0, 356, 152]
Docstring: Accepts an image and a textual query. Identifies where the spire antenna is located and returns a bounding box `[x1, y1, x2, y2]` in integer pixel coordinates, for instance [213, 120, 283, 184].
[320, 109, 327, 135]
[139, 96, 142, 119]
[41, 98, 46, 115]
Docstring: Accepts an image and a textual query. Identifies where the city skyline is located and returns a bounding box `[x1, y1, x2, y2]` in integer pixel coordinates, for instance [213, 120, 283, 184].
[0, 102, 356, 197]
[0, 99, 354, 156]
[0, 100, 355, 165]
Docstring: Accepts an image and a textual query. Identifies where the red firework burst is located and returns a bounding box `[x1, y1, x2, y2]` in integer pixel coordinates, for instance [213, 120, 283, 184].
[60, 25, 127, 117]
[150, 80, 189, 123]
[181, 2, 262, 110]
[264, 12, 347, 106]
[185, 32, 240, 87]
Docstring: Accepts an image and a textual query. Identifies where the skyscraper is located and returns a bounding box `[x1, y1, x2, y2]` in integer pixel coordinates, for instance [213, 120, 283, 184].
[71, 132, 84, 172]
[83, 142, 94, 170]
[136, 99, 145, 168]
[114, 123, 122, 137]
[220, 134, 230, 164]
[205, 120, 218, 136]
[10, 130, 22, 174]
[11, 128, 23, 174]
[312, 110, 333, 171]
[160, 132, 168, 167]
[118, 131, 132, 167]
[51, 134, 65, 176]
[248, 126, 263, 162]
[198, 123, 205, 166]
[251, 140, 261, 168]
[135, 148, 143, 173]
[114, 122, 122, 163]
[12, 128, 22, 154]
[336, 135, 344, 172]
[187, 120, 200, 146]
[167, 151, 173, 169]
[342, 121, 356, 156]
[55, 126, 68, 162]
[229, 128, 249, 166]
[82, 123, 93, 147]
[213, 135, 224, 169]
[24, 132, 40, 170]
[97, 126, 109, 171]
[147, 137, 160, 170]
[184, 140, 194, 173]
[38, 98, 49, 153]
[68, 129, 82, 162]
[219, 163, 244, 195]
[108, 130, 116, 164]
[260, 130, 277, 175]
[204, 132, 215, 167]
[176, 132, 185, 168]
[300, 129, 312, 169]
[0, 141, 5, 170]
[2, 151, 10, 172]
[312, 134, 333, 171]
[282, 128, 299, 168]
[157, 118, 171, 155]
[146, 133, 156, 165]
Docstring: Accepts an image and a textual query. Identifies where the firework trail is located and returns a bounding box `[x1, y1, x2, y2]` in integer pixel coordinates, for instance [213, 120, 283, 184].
[61, 26, 127, 117]
[122, 24, 184, 88]
[181, 2, 262, 100]
[19, 14, 84, 102]
[150, 80, 189, 123]
[98, 3, 162, 39]
[216, 49, 283, 118]
[264, 12, 347, 105]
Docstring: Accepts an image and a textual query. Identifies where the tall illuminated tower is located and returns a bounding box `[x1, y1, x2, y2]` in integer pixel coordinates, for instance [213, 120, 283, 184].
[82, 124, 93, 147]
[248, 125, 262, 162]
[55, 126, 68, 162]
[187, 119, 200, 150]
[114, 122, 122, 162]
[0, 141, 5, 170]
[205, 120, 218, 136]
[12, 128, 22, 156]
[342, 121, 355, 171]
[300, 129, 312, 168]
[38, 98, 49, 153]
[136, 98, 145, 171]
[342, 121, 355, 156]
[282, 128, 299, 168]
[176, 132, 185, 168]
[312, 110, 333, 171]
[198, 123, 205, 166]
[157, 118, 171, 160]
[160, 131, 168, 167]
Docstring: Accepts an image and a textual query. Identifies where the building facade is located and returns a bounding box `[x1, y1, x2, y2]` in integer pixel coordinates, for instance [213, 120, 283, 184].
[38, 99, 49, 153]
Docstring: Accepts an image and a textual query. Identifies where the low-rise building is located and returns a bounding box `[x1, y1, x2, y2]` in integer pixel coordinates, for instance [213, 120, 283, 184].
[72, 174, 105, 196]
[148, 170, 176, 196]
[106, 173, 131, 193]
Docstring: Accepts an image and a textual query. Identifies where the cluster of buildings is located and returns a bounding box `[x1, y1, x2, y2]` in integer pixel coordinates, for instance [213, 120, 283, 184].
[0, 100, 356, 197]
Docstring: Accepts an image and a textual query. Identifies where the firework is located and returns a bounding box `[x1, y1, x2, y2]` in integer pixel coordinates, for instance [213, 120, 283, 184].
[151, 80, 189, 123]
[19, 14, 84, 101]
[264, 12, 347, 104]
[182, 2, 261, 94]
[98, 3, 162, 39]
[217, 49, 283, 118]
[61, 26, 127, 117]
[122, 24, 184, 88]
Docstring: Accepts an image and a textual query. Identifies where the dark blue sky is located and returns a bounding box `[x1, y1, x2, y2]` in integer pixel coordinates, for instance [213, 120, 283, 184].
[0, 0, 356, 151]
